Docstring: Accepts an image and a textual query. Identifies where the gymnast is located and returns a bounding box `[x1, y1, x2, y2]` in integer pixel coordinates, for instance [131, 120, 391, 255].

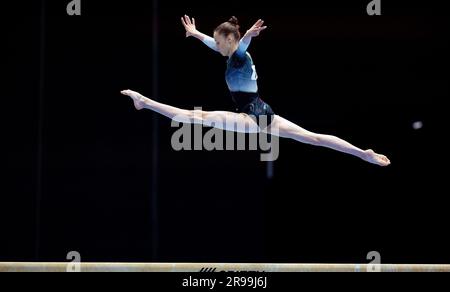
[121, 15, 390, 166]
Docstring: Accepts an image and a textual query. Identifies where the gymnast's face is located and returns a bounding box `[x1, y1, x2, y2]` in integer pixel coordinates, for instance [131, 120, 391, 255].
[213, 32, 238, 57]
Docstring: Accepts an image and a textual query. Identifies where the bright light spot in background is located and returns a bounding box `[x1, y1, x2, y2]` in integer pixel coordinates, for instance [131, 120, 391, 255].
[412, 121, 423, 130]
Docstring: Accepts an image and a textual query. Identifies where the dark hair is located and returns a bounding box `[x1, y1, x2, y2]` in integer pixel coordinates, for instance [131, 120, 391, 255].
[214, 16, 241, 40]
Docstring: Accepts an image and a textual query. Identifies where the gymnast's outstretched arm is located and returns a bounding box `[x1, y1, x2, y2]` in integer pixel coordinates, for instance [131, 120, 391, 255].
[236, 19, 267, 55]
[181, 15, 220, 52]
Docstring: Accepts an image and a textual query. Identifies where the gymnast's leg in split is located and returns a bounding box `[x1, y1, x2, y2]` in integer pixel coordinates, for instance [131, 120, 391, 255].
[121, 89, 390, 166]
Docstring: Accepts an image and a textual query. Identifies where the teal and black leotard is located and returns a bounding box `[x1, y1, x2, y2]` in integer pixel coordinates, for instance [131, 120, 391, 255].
[201, 35, 275, 128]
[225, 50, 275, 128]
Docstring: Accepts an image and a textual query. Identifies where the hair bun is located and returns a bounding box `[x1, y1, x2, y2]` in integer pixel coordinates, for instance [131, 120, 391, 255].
[228, 16, 240, 28]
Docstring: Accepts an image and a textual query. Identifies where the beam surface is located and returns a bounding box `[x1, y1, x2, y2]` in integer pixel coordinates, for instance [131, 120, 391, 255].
[1, 263, 449, 272]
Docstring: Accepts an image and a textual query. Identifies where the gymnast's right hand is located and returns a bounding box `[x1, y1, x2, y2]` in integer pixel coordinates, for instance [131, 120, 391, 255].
[181, 14, 198, 38]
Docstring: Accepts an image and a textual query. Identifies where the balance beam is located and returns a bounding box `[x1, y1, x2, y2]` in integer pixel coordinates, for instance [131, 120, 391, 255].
[1, 262, 449, 272]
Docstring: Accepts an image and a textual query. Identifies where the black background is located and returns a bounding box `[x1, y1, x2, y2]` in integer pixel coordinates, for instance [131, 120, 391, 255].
[2, 0, 449, 264]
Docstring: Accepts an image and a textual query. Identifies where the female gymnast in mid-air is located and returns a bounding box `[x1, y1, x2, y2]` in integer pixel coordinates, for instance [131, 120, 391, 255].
[121, 15, 391, 166]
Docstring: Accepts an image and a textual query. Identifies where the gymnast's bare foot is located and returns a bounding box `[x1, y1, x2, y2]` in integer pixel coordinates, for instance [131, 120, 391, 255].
[121, 89, 146, 110]
[363, 149, 391, 166]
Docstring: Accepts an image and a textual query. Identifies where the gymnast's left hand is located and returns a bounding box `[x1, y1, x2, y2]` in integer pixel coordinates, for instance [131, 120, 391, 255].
[245, 19, 268, 37]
